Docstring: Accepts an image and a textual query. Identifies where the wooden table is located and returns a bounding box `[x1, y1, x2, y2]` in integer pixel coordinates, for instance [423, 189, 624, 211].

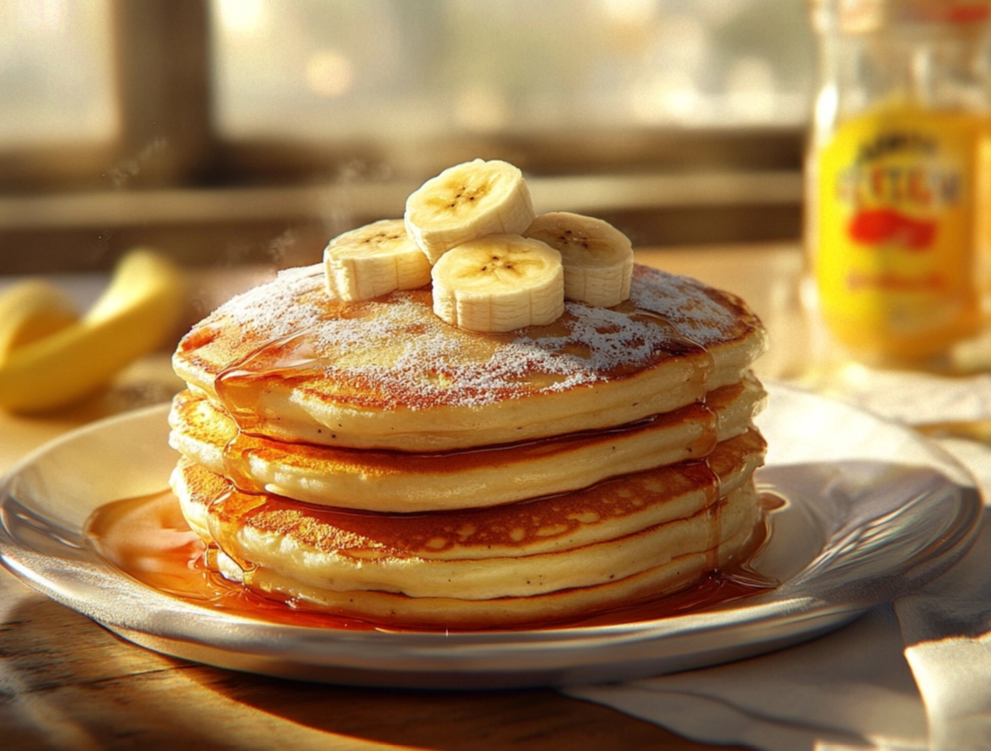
[0, 245, 805, 751]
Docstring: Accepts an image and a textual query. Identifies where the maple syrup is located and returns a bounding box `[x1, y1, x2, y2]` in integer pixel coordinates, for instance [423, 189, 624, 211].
[84, 488, 782, 633]
[142, 295, 769, 631]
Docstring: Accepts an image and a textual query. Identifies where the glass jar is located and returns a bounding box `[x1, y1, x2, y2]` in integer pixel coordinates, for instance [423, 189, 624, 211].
[806, 0, 991, 365]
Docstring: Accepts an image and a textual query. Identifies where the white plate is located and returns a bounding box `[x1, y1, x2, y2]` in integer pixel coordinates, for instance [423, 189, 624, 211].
[0, 383, 982, 688]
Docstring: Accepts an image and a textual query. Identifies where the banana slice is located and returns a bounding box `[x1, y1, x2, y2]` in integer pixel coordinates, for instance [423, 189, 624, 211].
[0, 279, 79, 364]
[431, 234, 564, 333]
[524, 211, 634, 307]
[405, 159, 536, 264]
[0, 249, 184, 413]
[324, 218, 432, 301]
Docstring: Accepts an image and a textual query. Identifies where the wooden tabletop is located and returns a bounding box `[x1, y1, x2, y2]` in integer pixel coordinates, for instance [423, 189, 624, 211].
[0, 245, 804, 751]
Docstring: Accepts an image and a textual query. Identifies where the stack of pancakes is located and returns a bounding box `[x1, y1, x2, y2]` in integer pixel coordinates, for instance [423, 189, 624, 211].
[169, 263, 768, 628]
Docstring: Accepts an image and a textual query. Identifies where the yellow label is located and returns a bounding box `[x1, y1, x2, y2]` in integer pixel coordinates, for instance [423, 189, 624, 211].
[815, 104, 988, 358]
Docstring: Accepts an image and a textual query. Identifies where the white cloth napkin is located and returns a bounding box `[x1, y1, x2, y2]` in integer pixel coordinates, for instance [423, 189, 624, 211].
[564, 371, 991, 751]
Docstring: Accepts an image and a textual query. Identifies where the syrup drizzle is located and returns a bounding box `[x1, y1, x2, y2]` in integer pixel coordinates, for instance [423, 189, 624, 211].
[84, 486, 781, 633]
[149, 264, 769, 631]
[204, 299, 723, 510]
[624, 306, 722, 577]
[198, 275, 723, 444]
[215, 328, 326, 434]
[200, 393, 725, 514]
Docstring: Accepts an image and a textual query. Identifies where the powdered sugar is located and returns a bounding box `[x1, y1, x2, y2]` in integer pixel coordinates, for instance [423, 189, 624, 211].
[184, 263, 750, 410]
[204, 265, 330, 345]
[629, 266, 743, 346]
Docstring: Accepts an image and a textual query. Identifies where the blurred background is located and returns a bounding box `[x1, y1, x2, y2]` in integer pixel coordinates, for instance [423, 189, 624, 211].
[0, 0, 814, 275]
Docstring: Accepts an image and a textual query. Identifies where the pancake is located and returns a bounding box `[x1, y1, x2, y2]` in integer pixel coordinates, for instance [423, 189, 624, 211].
[228, 528, 756, 629]
[172, 263, 767, 451]
[169, 373, 766, 512]
[169, 222, 770, 628]
[170, 429, 766, 628]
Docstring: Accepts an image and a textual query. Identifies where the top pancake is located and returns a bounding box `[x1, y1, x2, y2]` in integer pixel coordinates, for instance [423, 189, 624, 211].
[173, 263, 767, 451]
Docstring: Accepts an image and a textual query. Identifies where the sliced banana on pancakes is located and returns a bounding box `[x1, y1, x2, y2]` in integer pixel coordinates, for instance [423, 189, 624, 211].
[404, 158, 535, 264]
[524, 211, 634, 308]
[324, 218, 432, 302]
[431, 234, 564, 332]
[326, 160, 635, 331]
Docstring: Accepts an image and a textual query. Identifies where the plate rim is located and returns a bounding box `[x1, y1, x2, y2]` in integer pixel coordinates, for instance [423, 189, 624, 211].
[0, 382, 983, 686]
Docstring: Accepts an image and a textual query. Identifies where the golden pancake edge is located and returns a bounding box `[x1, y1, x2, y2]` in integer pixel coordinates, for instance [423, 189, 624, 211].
[173, 263, 767, 451]
[169, 373, 766, 512]
[168, 254, 770, 629]
[171, 430, 767, 628]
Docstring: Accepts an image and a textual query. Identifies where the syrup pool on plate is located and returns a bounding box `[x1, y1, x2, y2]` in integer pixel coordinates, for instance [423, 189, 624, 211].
[84, 489, 785, 633]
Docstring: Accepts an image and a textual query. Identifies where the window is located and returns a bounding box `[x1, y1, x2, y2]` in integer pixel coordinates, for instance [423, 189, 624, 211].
[211, 0, 813, 141]
[0, 0, 115, 144]
[0, 0, 813, 273]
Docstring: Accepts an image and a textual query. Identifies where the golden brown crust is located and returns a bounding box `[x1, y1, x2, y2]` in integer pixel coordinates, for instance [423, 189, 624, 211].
[168, 259, 770, 628]
[230, 524, 760, 630]
[168, 375, 767, 512]
[171, 264, 767, 450]
[172, 430, 765, 563]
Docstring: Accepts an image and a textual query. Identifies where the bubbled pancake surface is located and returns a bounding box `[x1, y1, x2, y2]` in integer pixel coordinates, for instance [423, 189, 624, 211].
[172, 264, 767, 451]
[169, 374, 766, 512]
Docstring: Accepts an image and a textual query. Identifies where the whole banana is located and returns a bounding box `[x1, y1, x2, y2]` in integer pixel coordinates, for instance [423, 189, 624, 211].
[0, 279, 79, 360]
[0, 249, 183, 413]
